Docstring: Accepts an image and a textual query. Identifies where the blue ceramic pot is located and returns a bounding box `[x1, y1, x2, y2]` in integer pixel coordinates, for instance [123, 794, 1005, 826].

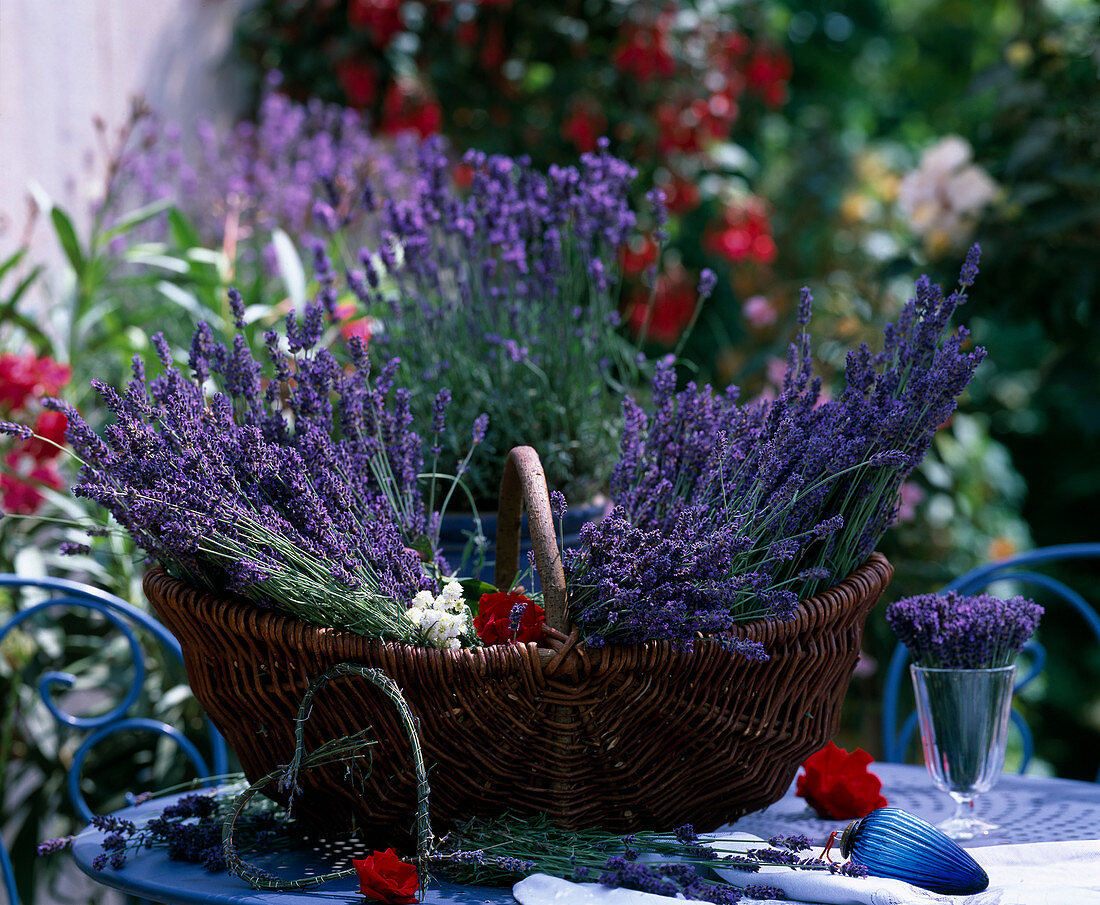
[437, 499, 608, 585]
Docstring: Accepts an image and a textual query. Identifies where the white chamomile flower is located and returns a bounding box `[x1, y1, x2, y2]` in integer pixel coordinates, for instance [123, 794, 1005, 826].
[439, 581, 465, 612]
[406, 584, 473, 649]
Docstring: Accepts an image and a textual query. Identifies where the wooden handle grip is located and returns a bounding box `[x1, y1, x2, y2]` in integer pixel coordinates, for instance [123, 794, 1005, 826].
[493, 446, 569, 633]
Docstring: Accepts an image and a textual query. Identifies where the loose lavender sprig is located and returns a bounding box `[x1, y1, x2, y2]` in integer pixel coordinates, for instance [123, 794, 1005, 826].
[886, 591, 1043, 668]
[566, 248, 986, 650]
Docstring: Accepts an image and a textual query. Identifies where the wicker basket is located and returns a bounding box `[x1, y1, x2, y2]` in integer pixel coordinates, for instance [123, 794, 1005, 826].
[145, 446, 892, 841]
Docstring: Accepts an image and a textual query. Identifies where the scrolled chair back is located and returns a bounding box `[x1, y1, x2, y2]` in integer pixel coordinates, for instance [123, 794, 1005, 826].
[0, 573, 227, 905]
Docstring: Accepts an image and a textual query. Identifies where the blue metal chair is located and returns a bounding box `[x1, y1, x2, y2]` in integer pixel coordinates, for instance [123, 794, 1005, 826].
[0, 574, 228, 905]
[882, 543, 1100, 777]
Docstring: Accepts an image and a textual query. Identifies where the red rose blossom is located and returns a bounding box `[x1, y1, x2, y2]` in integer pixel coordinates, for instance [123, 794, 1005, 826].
[475, 591, 545, 645]
[796, 741, 888, 820]
[352, 848, 418, 905]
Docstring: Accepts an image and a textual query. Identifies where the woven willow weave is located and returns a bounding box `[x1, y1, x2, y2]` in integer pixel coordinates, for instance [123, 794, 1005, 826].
[144, 447, 892, 841]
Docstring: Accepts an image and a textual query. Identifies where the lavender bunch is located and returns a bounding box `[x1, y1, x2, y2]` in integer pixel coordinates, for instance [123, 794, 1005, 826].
[39, 791, 286, 875]
[351, 137, 645, 505]
[567, 248, 987, 650]
[431, 815, 863, 901]
[114, 97, 668, 507]
[21, 289, 482, 641]
[886, 591, 1043, 668]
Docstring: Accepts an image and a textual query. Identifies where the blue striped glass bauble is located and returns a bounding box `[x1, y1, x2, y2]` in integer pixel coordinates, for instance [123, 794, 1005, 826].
[840, 807, 990, 895]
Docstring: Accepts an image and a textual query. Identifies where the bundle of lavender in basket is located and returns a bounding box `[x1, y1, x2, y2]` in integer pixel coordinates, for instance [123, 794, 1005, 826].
[4, 236, 986, 661]
[564, 246, 987, 652]
[6, 291, 484, 648]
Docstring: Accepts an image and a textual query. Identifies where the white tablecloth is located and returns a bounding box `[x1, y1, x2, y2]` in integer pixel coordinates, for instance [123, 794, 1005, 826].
[514, 839, 1100, 905]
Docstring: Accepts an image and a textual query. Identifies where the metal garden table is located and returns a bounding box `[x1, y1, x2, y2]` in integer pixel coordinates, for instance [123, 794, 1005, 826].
[72, 763, 1100, 904]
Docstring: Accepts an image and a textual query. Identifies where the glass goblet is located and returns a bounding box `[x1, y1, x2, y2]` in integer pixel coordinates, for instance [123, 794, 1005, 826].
[910, 664, 1016, 840]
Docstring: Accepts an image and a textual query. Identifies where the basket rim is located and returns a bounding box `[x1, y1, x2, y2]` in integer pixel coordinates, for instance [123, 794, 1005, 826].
[143, 552, 892, 673]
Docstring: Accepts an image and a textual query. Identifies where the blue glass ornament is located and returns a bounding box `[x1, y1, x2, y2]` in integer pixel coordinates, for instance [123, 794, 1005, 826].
[840, 807, 990, 895]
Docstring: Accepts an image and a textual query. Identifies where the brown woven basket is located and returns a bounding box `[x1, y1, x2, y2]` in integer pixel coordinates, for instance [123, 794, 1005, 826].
[145, 446, 892, 842]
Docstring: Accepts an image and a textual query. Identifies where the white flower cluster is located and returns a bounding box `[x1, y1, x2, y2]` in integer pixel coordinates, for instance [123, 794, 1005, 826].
[405, 581, 470, 651]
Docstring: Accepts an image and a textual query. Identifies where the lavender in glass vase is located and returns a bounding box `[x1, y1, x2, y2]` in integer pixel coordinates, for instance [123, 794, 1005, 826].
[885, 591, 1043, 669]
[886, 591, 1042, 839]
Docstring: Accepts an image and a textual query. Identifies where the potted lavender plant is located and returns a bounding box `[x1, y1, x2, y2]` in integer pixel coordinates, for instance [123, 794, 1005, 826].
[886, 590, 1043, 839]
[341, 138, 666, 572]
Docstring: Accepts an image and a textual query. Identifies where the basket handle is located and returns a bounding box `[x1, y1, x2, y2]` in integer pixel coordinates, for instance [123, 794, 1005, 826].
[494, 446, 569, 633]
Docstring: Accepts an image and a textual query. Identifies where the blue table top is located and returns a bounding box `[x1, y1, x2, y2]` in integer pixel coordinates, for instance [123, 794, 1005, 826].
[73, 763, 1100, 904]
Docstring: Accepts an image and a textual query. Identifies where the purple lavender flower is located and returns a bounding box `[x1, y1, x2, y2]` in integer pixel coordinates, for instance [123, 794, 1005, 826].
[0, 421, 34, 440]
[886, 590, 1043, 668]
[550, 491, 568, 521]
[471, 414, 489, 445]
[59, 541, 92, 556]
[227, 287, 246, 329]
[698, 268, 718, 300]
[36, 836, 74, 856]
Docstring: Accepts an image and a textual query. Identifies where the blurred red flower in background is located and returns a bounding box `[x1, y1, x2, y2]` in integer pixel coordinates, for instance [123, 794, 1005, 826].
[625, 265, 700, 346]
[381, 80, 441, 138]
[1, 352, 71, 515]
[706, 198, 777, 265]
[561, 101, 607, 154]
[348, 0, 404, 49]
[0, 352, 71, 411]
[613, 17, 677, 83]
[336, 59, 379, 108]
[745, 47, 792, 108]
